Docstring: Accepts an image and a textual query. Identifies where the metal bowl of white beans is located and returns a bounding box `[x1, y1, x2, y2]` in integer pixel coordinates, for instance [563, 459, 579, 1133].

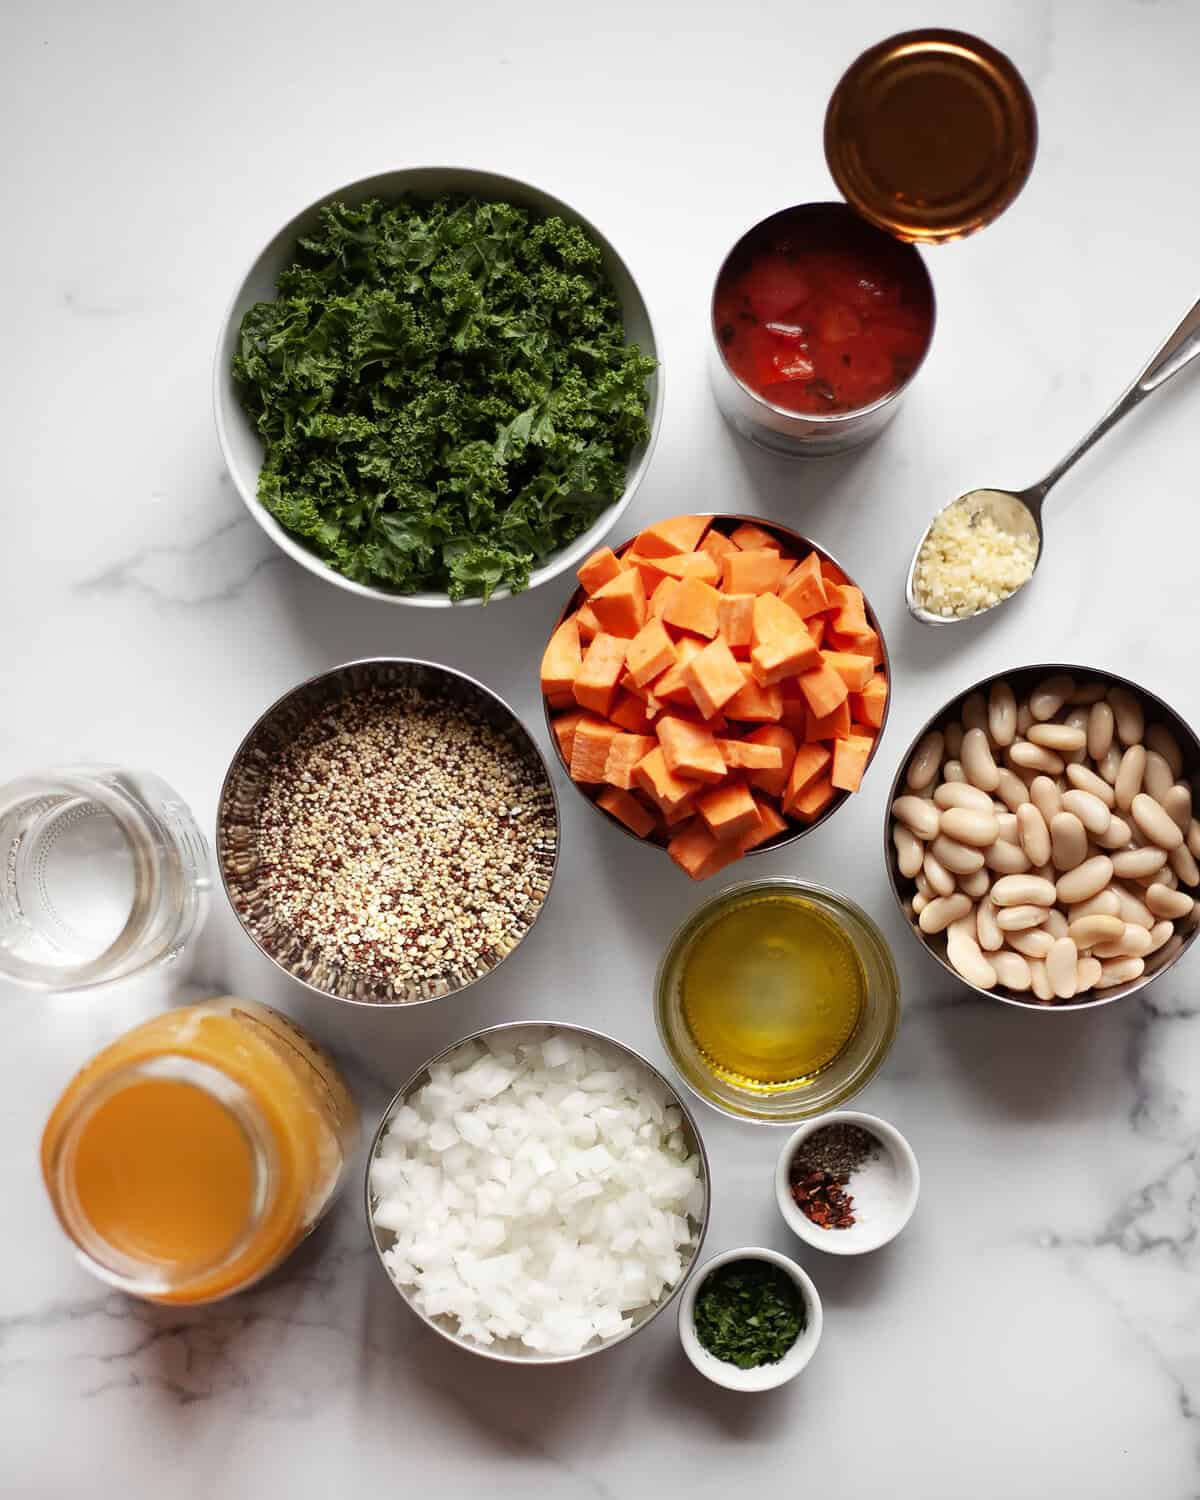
[884, 664, 1200, 1010]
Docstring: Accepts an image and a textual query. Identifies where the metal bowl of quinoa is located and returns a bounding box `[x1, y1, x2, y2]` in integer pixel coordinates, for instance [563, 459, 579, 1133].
[217, 658, 560, 1006]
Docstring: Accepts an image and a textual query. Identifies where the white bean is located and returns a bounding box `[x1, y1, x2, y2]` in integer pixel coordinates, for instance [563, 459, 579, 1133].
[987, 681, 1018, 747]
[943, 721, 964, 759]
[1169, 842, 1200, 888]
[1055, 855, 1114, 905]
[1075, 956, 1103, 993]
[892, 795, 940, 840]
[1189, 819, 1200, 859]
[1046, 937, 1079, 999]
[946, 921, 997, 988]
[1097, 956, 1145, 988]
[1030, 674, 1075, 722]
[1143, 750, 1175, 803]
[1114, 745, 1146, 811]
[991, 874, 1057, 908]
[1067, 889, 1121, 920]
[1006, 927, 1055, 958]
[906, 730, 944, 791]
[1010, 740, 1065, 774]
[1162, 784, 1193, 834]
[1145, 884, 1195, 920]
[1144, 722, 1184, 776]
[1016, 702, 1034, 735]
[992, 951, 1032, 992]
[942, 759, 966, 784]
[923, 851, 956, 896]
[1149, 866, 1179, 891]
[1062, 707, 1090, 764]
[1043, 907, 1069, 940]
[893, 824, 925, 878]
[996, 904, 1048, 932]
[995, 812, 1019, 843]
[1068, 681, 1108, 705]
[993, 768, 1032, 813]
[1093, 925, 1153, 960]
[918, 892, 973, 934]
[1086, 701, 1115, 761]
[1060, 788, 1111, 837]
[1015, 803, 1051, 868]
[1098, 745, 1122, 785]
[1145, 920, 1176, 955]
[1050, 811, 1088, 871]
[1107, 686, 1144, 746]
[1131, 792, 1184, 851]
[1111, 846, 1167, 879]
[1067, 914, 1125, 949]
[930, 833, 986, 874]
[912, 891, 928, 914]
[962, 728, 1001, 792]
[1030, 775, 1062, 825]
[1113, 884, 1154, 929]
[1095, 815, 1134, 851]
[1065, 762, 1116, 808]
[1027, 723, 1086, 752]
[934, 782, 994, 813]
[940, 807, 1000, 848]
[961, 693, 988, 734]
[976, 895, 1003, 952]
[959, 867, 991, 899]
[1030, 957, 1054, 1001]
[985, 839, 1031, 875]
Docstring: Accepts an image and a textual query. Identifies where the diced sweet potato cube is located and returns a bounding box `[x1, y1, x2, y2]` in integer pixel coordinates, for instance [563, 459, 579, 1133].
[664, 797, 696, 827]
[648, 576, 681, 621]
[603, 732, 658, 790]
[717, 739, 784, 772]
[783, 743, 832, 812]
[796, 660, 850, 720]
[577, 547, 624, 595]
[744, 725, 797, 798]
[820, 558, 849, 588]
[635, 515, 711, 558]
[831, 733, 874, 793]
[738, 797, 788, 851]
[806, 698, 853, 741]
[828, 624, 883, 664]
[682, 637, 745, 719]
[589, 569, 646, 639]
[656, 716, 727, 784]
[597, 787, 656, 839]
[633, 746, 698, 813]
[552, 709, 588, 766]
[718, 593, 755, 650]
[724, 666, 783, 722]
[700, 529, 738, 575]
[850, 673, 888, 729]
[625, 618, 677, 688]
[778, 553, 829, 618]
[668, 822, 745, 880]
[807, 616, 827, 649]
[569, 717, 621, 783]
[651, 551, 721, 585]
[790, 773, 837, 822]
[609, 690, 655, 733]
[546, 690, 575, 711]
[662, 576, 722, 639]
[576, 602, 602, 642]
[697, 781, 761, 842]
[750, 594, 821, 685]
[821, 651, 875, 693]
[652, 635, 704, 704]
[620, 553, 665, 592]
[573, 633, 627, 716]
[540, 617, 583, 698]
[728, 522, 782, 552]
[724, 548, 790, 596]
[830, 583, 869, 635]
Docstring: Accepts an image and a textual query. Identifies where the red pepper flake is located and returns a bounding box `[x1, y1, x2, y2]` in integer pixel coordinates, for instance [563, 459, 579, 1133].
[789, 1163, 858, 1230]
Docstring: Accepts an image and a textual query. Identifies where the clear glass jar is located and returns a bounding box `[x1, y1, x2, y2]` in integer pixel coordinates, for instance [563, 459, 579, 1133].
[0, 766, 209, 990]
[655, 879, 900, 1123]
[40, 998, 358, 1303]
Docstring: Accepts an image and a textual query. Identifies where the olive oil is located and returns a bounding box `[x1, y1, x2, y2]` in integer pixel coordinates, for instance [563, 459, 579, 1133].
[680, 891, 865, 1091]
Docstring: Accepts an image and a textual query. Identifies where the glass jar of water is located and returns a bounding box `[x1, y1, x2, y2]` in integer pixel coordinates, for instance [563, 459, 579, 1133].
[0, 767, 209, 990]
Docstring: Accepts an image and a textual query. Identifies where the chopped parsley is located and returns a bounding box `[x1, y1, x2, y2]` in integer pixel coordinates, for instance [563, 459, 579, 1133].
[693, 1259, 804, 1369]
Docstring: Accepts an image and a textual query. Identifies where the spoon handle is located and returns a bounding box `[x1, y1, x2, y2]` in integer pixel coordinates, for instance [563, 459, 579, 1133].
[1029, 294, 1200, 505]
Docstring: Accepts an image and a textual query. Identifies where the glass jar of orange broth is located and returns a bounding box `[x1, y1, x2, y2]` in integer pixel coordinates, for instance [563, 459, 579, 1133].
[40, 999, 358, 1304]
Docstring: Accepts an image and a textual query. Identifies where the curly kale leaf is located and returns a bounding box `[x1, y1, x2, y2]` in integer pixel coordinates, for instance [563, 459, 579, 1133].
[232, 197, 656, 600]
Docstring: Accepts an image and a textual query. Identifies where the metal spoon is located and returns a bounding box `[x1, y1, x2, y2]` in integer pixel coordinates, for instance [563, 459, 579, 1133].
[907, 294, 1200, 626]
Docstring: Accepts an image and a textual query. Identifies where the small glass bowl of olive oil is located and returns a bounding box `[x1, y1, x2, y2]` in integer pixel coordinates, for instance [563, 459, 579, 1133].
[655, 879, 900, 1123]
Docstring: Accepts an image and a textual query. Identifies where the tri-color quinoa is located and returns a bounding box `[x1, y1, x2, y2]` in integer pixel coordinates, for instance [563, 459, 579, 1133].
[252, 688, 556, 1000]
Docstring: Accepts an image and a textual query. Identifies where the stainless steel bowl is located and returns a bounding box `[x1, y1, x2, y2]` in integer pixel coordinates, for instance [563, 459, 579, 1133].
[217, 658, 559, 1006]
[365, 1020, 712, 1365]
[884, 662, 1200, 1010]
[543, 513, 892, 858]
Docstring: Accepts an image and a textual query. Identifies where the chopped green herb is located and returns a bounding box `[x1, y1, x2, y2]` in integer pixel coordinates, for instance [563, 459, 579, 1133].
[233, 196, 656, 601]
[693, 1259, 804, 1369]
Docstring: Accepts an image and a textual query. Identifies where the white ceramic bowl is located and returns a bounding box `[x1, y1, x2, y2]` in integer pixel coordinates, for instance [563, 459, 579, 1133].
[775, 1111, 919, 1255]
[214, 166, 663, 608]
[677, 1246, 822, 1391]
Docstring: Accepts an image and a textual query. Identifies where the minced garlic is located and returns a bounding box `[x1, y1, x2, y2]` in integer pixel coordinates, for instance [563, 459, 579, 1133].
[913, 492, 1038, 619]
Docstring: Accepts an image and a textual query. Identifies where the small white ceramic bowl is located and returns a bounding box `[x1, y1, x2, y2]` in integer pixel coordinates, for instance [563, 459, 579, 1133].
[677, 1246, 822, 1392]
[214, 166, 663, 608]
[775, 1111, 919, 1256]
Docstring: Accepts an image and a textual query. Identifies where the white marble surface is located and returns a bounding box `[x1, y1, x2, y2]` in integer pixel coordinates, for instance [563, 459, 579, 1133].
[4, 0, 1200, 1494]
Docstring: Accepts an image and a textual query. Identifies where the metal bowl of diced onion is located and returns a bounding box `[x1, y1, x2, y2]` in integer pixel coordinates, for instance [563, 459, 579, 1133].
[883, 662, 1200, 1011]
[364, 1021, 712, 1364]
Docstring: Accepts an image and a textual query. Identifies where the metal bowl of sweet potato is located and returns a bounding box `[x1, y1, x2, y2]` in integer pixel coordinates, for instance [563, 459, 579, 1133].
[539, 513, 891, 879]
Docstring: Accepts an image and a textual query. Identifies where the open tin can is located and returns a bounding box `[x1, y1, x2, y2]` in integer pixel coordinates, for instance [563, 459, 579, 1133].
[710, 29, 1037, 458]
